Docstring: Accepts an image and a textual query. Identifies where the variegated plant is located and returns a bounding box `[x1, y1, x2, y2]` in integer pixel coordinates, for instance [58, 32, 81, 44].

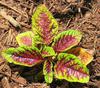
[1, 4, 93, 84]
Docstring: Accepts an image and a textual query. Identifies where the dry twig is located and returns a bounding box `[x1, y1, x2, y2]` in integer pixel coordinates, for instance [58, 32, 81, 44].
[0, 10, 21, 28]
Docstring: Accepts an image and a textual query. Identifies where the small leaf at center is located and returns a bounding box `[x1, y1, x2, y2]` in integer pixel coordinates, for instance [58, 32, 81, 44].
[41, 46, 56, 58]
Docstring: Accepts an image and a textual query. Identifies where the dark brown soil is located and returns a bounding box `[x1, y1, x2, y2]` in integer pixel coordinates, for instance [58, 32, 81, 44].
[0, 0, 100, 88]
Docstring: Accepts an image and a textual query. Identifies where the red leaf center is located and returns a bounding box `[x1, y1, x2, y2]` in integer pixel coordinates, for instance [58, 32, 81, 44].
[46, 60, 51, 73]
[21, 36, 32, 46]
[38, 13, 52, 45]
[12, 50, 43, 65]
[53, 35, 76, 52]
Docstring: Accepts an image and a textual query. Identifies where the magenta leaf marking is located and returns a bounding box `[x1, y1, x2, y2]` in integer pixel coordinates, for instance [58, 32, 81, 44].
[45, 60, 51, 73]
[12, 50, 43, 65]
[53, 35, 76, 52]
[54, 53, 89, 83]
[2, 46, 45, 67]
[16, 31, 34, 46]
[38, 13, 52, 44]
[21, 36, 32, 46]
[43, 60, 53, 83]
[55, 59, 88, 80]
[42, 51, 49, 56]
[52, 29, 82, 53]
[41, 46, 56, 58]
[32, 5, 58, 45]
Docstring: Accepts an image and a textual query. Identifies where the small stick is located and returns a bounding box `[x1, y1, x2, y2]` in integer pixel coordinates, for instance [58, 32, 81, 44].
[29, 3, 34, 15]
[0, 42, 5, 50]
[49, 3, 54, 10]
[0, 10, 21, 28]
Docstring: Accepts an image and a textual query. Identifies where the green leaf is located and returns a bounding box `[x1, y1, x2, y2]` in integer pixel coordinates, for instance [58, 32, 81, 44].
[54, 53, 89, 83]
[1, 46, 44, 67]
[41, 45, 56, 58]
[16, 31, 34, 46]
[43, 60, 53, 83]
[32, 4, 58, 45]
[52, 29, 82, 53]
[67, 47, 93, 65]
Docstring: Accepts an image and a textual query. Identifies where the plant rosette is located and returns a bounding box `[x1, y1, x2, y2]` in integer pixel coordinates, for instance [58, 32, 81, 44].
[1, 4, 93, 84]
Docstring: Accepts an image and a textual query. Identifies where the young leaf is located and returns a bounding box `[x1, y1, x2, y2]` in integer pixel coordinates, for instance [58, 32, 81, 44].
[43, 60, 53, 83]
[32, 4, 58, 45]
[67, 47, 93, 65]
[16, 31, 34, 46]
[52, 29, 82, 53]
[41, 46, 56, 58]
[1, 46, 44, 67]
[54, 53, 89, 83]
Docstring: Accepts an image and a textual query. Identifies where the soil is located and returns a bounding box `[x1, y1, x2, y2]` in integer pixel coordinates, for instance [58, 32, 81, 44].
[0, 0, 100, 88]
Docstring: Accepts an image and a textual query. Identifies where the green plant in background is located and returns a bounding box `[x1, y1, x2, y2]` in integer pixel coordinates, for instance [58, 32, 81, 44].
[1, 4, 93, 84]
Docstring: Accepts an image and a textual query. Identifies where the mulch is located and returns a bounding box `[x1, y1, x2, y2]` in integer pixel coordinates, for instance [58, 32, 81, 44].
[0, 0, 100, 88]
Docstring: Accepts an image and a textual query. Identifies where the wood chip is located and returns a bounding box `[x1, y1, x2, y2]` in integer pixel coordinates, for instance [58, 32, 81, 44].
[11, 75, 27, 85]
[1, 77, 11, 88]
[0, 10, 21, 28]
[0, 63, 5, 71]
[27, 83, 50, 88]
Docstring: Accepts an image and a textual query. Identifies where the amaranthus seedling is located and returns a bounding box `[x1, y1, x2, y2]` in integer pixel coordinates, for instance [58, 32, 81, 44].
[1, 4, 93, 84]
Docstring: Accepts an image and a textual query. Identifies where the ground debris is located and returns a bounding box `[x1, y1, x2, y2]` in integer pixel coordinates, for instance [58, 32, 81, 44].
[0, 0, 99, 88]
[26, 83, 50, 88]
[10, 74, 27, 85]
[0, 10, 21, 28]
[0, 1, 28, 18]
[1, 77, 11, 88]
